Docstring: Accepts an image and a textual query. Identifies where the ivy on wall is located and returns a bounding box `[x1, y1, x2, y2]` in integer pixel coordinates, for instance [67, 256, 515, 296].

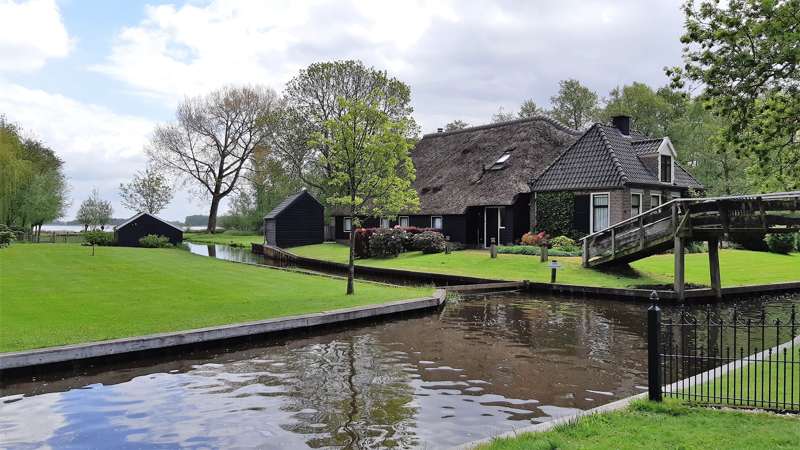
[535, 191, 581, 239]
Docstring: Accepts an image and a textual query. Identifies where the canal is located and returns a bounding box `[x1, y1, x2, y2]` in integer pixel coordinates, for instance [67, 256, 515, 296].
[1, 245, 798, 449]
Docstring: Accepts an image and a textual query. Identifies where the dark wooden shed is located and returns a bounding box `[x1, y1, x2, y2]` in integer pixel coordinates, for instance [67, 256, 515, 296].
[115, 212, 184, 247]
[264, 190, 324, 248]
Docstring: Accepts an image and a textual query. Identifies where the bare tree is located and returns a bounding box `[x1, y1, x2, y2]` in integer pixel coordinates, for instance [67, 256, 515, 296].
[147, 85, 280, 233]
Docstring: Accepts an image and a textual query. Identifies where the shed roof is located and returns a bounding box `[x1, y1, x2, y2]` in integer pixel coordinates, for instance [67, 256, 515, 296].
[116, 212, 183, 232]
[409, 116, 581, 214]
[265, 190, 319, 219]
[531, 123, 703, 191]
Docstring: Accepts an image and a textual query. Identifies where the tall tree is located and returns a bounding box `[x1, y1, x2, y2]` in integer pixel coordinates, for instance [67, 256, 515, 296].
[491, 107, 515, 123]
[119, 167, 174, 215]
[148, 85, 280, 232]
[668, 0, 800, 190]
[548, 79, 600, 129]
[444, 120, 469, 132]
[76, 189, 112, 231]
[275, 60, 416, 198]
[602, 83, 687, 137]
[317, 97, 418, 295]
[518, 99, 542, 118]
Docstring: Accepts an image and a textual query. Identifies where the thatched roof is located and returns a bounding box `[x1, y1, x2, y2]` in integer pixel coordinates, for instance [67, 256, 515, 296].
[410, 116, 580, 214]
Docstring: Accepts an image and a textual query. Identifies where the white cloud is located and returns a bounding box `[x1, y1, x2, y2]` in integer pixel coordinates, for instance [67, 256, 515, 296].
[0, 0, 71, 72]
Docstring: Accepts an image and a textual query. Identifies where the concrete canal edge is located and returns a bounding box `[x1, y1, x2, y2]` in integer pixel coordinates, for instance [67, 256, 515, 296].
[452, 334, 800, 450]
[0, 289, 447, 372]
[253, 243, 800, 301]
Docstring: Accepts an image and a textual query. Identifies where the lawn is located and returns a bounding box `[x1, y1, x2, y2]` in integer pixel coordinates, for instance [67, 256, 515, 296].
[0, 245, 432, 352]
[289, 243, 800, 288]
[184, 231, 263, 247]
[477, 400, 800, 450]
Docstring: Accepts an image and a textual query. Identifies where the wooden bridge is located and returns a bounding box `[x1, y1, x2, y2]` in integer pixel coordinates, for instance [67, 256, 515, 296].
[581, 191, 800, 299]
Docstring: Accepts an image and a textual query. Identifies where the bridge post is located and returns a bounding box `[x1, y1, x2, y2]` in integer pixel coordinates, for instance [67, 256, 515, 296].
[708, 237, 721, 299]
[674, 236, 685, 300]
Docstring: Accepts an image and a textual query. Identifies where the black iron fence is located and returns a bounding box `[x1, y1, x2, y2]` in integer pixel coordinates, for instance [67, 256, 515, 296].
[648, 303, 799, 412]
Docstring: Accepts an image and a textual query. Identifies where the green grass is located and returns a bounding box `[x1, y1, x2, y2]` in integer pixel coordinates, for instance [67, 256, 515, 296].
[184, 231, 263, 247]
[0, 245, 431, 352]
[289, 243, 800, 288]
[685, 344, 800, 410]
[477, 399, 800, 450]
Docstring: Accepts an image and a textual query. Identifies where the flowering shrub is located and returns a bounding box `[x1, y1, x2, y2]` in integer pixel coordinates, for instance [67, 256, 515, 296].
[369, 228, 407, 258]
[521, 231, 548, 246]
[412, 230, 447, 254]
[353, 228, 375, 258]
[395, 226, 438, 251]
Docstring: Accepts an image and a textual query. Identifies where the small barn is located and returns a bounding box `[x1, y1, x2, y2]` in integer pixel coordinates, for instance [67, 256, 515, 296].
[115, 212, 184, 247]
[264, 190, 324, 248]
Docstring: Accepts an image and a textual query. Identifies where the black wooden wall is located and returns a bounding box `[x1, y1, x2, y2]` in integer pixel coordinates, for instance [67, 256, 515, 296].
[266, 192, 324, 248]
[115, 213, 183, 247]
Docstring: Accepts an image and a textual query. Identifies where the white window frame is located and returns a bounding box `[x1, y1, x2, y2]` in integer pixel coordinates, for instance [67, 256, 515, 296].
[343, 216, 352, 233]
[590, 192, 611, 233]
[380, 217, 390, 228]
[431, 215, 443, 229]
[631, 192, 642, 217]
[657, 138, 676, 184]
[398, 216, 409, 228]
[650, 194, 662, 210]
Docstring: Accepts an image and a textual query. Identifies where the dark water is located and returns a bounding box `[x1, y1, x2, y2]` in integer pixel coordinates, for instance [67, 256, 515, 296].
[2, 291, 799, 449]
[185, 242, 273, 265]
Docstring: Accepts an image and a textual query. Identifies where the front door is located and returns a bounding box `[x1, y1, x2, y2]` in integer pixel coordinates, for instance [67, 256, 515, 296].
[485, 207, 499, 247]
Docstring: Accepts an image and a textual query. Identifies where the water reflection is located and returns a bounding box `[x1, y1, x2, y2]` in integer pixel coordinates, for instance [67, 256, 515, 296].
[2, 292, 799, 449]
[185, 242, 273, 265]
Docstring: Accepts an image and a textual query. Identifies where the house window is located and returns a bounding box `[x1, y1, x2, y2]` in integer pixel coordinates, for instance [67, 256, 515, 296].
[399, 216, 409, 228]
[343, 217, 352, 233]
[631, 193, 642, 217]
[660, 155, 672, 183]
[488, 151, 512, 170]
[650, 194, 661, 210]
[591, 193, 610, 233]
[431, 216, 443, 229]
[380, 218, 390, 228]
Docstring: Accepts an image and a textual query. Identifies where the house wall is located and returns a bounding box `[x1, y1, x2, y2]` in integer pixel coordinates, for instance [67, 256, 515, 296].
[267, 193, 324, 248]
[332, 214, 466, 243]
[115, 214, 183, 247]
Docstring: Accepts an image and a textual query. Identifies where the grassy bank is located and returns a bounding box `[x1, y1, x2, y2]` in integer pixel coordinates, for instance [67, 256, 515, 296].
[289, 243, 800, 288]
[0, 245, 431, 352]
[184, 231, 263, 247]
[478, 400, 800, 450]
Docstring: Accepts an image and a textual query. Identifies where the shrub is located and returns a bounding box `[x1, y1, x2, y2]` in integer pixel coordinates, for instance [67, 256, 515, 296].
[353, 228, 375, 258]
[521, 231, 548, 246]
[138, 234, 173, 248]
[764, 233, 795, 254]
[550, 235, 576, 249]
[535, 191, 578, 239]
[685, 241, 708, 254]
[496, 245, 582, 257]
[398, 226, 437, 251]
[369, 228, 407, 258]
[412, 230, 447, 254]
[83, 230, 115, 246]
[0, 224, 15, 248]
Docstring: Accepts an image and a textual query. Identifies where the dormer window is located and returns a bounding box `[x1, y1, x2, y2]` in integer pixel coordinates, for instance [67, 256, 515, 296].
[660, 155, 672, 183]
[488, 151, 512, 170]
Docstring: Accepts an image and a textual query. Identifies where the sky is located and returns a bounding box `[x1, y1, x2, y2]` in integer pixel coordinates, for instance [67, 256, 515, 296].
[0, 0, 687, 222]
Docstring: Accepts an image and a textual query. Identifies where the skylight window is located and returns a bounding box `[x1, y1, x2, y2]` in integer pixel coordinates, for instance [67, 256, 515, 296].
[487, 151, 512, 170]
[496, 152, 511, 164]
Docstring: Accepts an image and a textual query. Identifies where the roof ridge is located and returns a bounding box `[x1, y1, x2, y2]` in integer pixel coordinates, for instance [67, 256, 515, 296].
[530, 125, 595, 187]
[423, 115, 581, 139]
[596, 125, 629, 183]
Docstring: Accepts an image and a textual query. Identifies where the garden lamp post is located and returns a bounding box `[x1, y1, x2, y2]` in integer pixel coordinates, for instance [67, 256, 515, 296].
[549, 260, 561, 283]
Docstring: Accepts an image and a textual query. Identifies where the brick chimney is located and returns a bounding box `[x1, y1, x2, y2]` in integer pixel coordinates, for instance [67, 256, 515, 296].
[611, 115, 631, 136]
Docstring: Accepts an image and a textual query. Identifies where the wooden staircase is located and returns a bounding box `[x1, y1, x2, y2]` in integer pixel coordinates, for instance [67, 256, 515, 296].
[580, 191, 800, 299]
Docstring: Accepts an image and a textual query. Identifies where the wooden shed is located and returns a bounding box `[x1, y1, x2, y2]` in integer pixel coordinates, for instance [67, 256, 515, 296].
[264, 190, 324, 248]
[115, 212, 183, 247]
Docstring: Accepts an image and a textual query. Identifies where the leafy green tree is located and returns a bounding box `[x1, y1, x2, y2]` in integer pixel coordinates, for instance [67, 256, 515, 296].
[316, 97, 418, 295]
[119, 167, 174, 215]
[668, 0, 800, 191]
[491, 107, 515, 123]
[548, 79, 600, 129]
[603, 83, 687, 137]
[518, 99, 543, 118]
[444, 120, 469, 132]
[76, 189, 113, 231]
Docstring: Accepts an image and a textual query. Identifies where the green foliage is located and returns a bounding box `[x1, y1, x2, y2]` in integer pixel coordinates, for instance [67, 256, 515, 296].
[138, 234, 173, 248]
[496, 245, 582, 257]
[368, 228, 406, 258]
[548, 79, 600, 129]
[444, 119, 469, 131]
[764, 233, 795, 254]
[517, 99, 542, 118]
[685, 240, 708, 254]
[76, 189, 113, 230]
[83, 230, 115, 247]
[411, 230, 447, 254]
[0, 224, 15, 247]
[535, 192, 579, 239]
[119, 167, 173, 215]
[550, 235, 576, 250]
[669, 0, 800, 191]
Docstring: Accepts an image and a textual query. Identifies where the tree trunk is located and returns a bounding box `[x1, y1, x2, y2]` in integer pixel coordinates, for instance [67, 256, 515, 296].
[207, 196, 221, 234]
[347, 225, 355, 295]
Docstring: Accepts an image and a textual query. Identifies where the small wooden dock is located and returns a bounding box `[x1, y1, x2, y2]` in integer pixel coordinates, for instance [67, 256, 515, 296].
[581, 191, 800, 299]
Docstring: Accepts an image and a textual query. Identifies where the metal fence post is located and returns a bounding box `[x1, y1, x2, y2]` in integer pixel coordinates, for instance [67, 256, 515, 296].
[648, 291, 662, 402]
